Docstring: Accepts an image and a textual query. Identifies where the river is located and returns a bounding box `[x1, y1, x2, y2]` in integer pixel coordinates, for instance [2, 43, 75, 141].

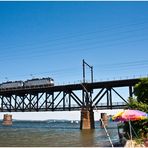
[0, 120, 120, 147]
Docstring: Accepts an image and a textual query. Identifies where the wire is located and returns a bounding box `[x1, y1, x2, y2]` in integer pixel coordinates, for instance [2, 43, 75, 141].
[0, 19, 148, 59]
[0, 34, 147, 63]
[0, 20, 148, 51]
[0, 58, 147, 82]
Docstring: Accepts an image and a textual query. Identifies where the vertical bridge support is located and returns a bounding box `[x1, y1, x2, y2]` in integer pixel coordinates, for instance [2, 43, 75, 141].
[80, 107, 95, 130]
[3, 114, 12, 126]
[100, 113, 108, 127]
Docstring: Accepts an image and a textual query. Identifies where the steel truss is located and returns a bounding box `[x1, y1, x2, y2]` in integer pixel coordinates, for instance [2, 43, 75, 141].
[0, 78, 139, 112]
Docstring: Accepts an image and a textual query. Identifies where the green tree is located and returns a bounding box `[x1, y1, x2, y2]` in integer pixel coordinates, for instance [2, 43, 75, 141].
[134, 78, 148, 104]
[128, 97, 148, 113]
[124, 78, 148, 139]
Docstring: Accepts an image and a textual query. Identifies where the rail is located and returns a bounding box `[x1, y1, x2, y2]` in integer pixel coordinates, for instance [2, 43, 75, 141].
[0, 78, 140, 93]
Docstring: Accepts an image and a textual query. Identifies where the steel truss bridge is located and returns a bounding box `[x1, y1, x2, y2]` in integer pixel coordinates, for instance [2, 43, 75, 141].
[0, 78, 140, 112]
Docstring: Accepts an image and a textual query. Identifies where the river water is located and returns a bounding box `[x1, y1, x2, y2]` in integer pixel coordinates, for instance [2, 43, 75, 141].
[0, 120, 120, 147]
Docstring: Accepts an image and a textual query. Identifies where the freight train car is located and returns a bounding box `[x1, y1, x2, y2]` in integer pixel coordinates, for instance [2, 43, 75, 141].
[0, 81, 24, 89]
[24, 77, 54, 87]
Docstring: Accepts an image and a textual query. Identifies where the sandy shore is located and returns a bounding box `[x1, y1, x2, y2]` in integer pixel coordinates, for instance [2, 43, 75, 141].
[124, 140, 146, 148]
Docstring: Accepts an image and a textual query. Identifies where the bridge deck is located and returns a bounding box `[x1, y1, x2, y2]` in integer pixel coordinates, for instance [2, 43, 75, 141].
[0, 78, 140, 95]
[0, 78, 141, 112]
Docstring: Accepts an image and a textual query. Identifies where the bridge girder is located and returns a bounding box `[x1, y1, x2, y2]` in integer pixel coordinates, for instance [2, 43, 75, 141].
[0, 78, 139, 112]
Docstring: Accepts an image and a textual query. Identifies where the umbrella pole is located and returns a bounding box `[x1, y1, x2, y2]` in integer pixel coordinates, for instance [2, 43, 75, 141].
[128, 120, 133, 147]
[100, 118, 114, 147]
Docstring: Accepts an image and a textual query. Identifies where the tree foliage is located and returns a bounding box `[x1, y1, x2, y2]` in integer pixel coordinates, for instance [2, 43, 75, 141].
[134, 78, 148, 104]
[124, 78, 148, 139]
[128, 97, 148, 113]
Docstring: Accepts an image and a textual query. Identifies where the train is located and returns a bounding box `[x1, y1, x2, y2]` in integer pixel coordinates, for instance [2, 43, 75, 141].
[0, 77, 54, 89]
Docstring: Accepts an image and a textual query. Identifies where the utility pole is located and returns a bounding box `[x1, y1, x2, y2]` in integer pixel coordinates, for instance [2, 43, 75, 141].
[82, 59, 94, 104]
[82, 59, 93, 83]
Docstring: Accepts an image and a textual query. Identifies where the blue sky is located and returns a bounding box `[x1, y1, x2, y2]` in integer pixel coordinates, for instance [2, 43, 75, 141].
[0, 1, 148, 84]
[0, 1, 148, 120]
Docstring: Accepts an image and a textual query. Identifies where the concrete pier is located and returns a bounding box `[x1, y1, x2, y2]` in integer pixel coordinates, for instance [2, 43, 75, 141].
[100, 113, 108, 127]
[3, 114, 12, 126]
[80, 107, 95, 130]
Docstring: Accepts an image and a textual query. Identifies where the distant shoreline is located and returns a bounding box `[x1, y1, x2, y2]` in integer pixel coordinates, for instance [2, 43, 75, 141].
[0, 109, 123, 121]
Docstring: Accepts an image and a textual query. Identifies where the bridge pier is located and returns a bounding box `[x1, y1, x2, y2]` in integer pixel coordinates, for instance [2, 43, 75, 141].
[100, 113, 108, 127]
[80, 107, 95, 130]
[3, 114, 12, 126]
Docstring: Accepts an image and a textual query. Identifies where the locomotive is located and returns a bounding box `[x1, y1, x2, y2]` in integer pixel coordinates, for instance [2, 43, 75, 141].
[24, 78, 54, 87]
[0, 81, 24, 89]
[0, 77, 54, 89]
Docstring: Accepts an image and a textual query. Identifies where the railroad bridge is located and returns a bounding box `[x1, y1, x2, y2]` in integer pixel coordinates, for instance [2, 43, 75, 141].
[0, 78, 140, 129]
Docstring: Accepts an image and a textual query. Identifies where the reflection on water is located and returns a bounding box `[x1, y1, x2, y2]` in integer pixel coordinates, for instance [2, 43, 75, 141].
[0, 120, 119, 147]
[80, 130, 95, 147]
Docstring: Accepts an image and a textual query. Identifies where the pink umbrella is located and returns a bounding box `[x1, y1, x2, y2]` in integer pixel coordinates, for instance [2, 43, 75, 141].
[112, 109, 148, 122]
[112, 109, 147, 147]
